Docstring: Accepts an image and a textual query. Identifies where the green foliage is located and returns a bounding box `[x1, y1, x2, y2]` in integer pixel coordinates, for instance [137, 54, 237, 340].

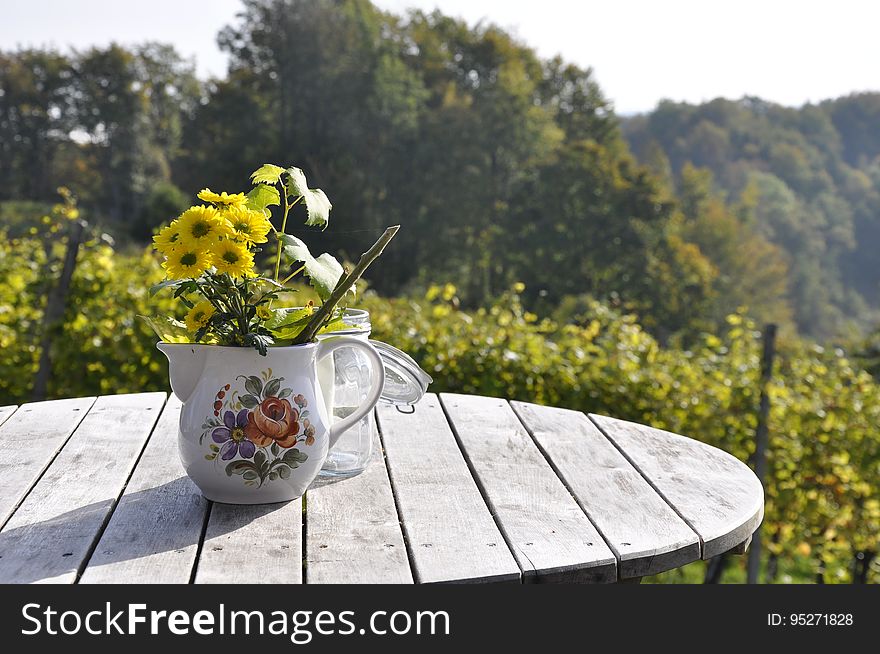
[279, 234, 345, 301]
[284, 167, 332, 228]
[245, 183, 281, 214]
[0, 231, 177, 403]
[624, 96, 880, 338]
[132, 181, 189, 240]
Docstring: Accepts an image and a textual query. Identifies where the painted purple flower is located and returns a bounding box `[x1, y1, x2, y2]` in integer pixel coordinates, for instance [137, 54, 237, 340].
[212, 409, 255, 460]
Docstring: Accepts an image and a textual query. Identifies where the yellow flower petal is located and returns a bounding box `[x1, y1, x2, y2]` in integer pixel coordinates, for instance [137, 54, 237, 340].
[176, 205, 229, 249]
[224, 206, 272, 244]
[197, 188, 248, 208]
[185, 301, 216, 333]
[152, 221, 182, 256]
[162, 246, 213, 280]
[211, 239, 255, 278]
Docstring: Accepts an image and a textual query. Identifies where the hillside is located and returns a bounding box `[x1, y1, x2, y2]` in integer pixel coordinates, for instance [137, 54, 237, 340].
[623, 94, 880, 338]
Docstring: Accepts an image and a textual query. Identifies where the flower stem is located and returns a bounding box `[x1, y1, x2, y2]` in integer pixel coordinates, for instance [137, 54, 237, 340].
[280, 264, 305, 286]
[273, 183, 303, 282]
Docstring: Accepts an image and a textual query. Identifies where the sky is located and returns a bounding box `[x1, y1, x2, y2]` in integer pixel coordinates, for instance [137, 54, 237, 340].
[1, 0, 878, 114]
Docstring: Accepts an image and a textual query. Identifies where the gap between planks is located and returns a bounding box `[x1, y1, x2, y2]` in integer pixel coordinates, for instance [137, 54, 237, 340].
[439, 393, 616, 583]
[510, 401, 702, 579]
[376, 395, 521, 584]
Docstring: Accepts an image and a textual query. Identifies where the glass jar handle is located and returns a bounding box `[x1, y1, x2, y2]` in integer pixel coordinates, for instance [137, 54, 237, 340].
[316, 336, 385, 444]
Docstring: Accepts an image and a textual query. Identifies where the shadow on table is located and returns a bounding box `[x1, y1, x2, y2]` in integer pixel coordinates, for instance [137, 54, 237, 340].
[0, 473, 351, 584]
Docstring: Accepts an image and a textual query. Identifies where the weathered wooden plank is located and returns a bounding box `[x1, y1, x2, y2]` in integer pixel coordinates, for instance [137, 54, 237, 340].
[195, 499, 303, 584]
[0, 405, 18, 428]
[0, 396, 95, 528]
[440, 394, 616, 583]
[306, 423, 413, 584]
[511, 402, 701, 579]
[590, 414, 764, 559]
[377, 395, 520, 584]
[0, 393, 166, 583]
[80, 396, 208, 584]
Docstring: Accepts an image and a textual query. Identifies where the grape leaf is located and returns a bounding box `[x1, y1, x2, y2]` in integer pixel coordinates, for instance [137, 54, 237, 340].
[268, 309, 314, 342]
[279, 234, 347, 301]
[149, 279, 186, 296]
[318, 318, 353, 334]
[246, 184, 280, 215]
[250, 163, 285, 185]
[285, 167, 332, 228]
[139, 315, 191, 343]
[263, 307, 311, 331]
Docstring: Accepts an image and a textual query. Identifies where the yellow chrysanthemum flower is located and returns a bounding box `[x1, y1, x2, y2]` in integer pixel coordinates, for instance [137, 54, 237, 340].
[152, 221, 182, 256]
[224, 206, 273, 244]
[162, 246, 213, 280]
[185, 301, 216, 333]
[197, 188, 248, 208]
[176, 205, 229, 248]
[211, 239, 255, 278]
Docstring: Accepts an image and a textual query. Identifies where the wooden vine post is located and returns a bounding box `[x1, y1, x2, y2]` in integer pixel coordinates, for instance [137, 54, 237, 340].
[32, 219, 86, 401]
[746, 323, 777, 584]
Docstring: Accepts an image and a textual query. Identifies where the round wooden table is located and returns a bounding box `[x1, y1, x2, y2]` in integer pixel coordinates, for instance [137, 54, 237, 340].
[0, 393, 762, 584]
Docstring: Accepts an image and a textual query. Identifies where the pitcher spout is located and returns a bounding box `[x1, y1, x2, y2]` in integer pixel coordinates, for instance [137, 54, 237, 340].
[157, 343, 208, 403]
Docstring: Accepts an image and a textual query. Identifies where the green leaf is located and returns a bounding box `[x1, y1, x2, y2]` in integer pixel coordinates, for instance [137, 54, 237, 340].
[269, 324, 310, 343]
[262, 307, 306, 330]
[273, 307, 313, 328]
[277, 387, 292, 399]
[246, 184, 280, 215]
[286, 167, 332, 228]
[244, 332, 273, 356]
[250, 163, 285, 185]
[279, 234, 345, 301]
[225, 460, 255, 477]
[240, 394, 259, 409]
[242, 471, 258, 481]
[271, 442, 280, 456]
[139, 315, 191, 343]
[149, 279, 185, 296]
[278, 465, 291, 480]
[244, 375, 263, 397]
[318, 318, 353, 335]
[282, 448, 309, 465]
[264, 378, 281, 398]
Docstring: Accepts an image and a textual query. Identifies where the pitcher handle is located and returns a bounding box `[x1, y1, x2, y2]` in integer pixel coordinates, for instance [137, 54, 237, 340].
[316, 336, 385, 443]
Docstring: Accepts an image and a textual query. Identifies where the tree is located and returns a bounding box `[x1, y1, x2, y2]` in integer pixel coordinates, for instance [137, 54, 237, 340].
[0, 49, 75, 202]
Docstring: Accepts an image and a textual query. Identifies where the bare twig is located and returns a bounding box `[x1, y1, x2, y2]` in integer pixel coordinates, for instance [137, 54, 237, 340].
[292, 225, 400, 344]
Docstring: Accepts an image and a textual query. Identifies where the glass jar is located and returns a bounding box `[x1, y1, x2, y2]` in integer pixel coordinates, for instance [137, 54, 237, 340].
[316, 309, 431, 477]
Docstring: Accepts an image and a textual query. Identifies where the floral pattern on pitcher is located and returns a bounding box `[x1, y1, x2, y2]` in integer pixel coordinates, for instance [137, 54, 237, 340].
[200, 368, 316, 487]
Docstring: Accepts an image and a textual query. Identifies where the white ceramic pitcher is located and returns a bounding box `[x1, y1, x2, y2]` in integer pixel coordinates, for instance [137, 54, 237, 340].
[158, 338, 384, 504]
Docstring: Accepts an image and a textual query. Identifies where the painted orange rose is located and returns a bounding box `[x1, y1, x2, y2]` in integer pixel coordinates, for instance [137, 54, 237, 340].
[244, 397, 300, 448]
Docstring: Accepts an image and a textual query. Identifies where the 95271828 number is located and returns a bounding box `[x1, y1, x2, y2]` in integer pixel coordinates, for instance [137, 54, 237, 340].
[768, 613, 853, 626]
